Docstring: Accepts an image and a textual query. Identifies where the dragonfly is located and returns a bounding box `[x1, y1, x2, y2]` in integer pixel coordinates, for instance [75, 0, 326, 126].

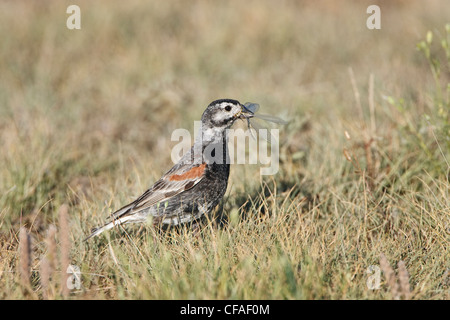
[242, 102, 287, 143]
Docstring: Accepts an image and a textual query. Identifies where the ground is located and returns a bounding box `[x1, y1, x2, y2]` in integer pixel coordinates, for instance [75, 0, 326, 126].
[0, 1, 448, 299]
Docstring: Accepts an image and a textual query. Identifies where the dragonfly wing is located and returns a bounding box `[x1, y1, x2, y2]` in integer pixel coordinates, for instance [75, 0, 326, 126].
[243, 102, 260, 114]
[253, 113, 288, 124]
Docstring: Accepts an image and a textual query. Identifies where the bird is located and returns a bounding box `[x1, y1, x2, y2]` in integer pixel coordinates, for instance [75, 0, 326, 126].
[85, 99, 254, 240]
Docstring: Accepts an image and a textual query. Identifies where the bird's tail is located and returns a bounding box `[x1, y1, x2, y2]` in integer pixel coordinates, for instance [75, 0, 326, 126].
[84, 200, 139, 241]
[84, 215, 135, 241]
[84, 223, 112, 241]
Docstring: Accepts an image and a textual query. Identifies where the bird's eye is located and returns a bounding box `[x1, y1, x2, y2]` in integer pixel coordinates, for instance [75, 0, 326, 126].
[225, 105, 232, 112]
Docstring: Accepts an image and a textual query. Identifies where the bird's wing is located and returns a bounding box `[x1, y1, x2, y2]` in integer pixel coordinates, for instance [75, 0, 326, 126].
[106, 162, 207, 222]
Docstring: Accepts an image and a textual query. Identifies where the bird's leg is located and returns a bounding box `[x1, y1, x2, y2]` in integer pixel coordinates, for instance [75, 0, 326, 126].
[190, 221, 202, 238]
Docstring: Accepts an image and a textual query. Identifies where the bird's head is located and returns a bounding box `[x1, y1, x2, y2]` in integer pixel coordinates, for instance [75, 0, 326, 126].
[201, 99, 254, 131]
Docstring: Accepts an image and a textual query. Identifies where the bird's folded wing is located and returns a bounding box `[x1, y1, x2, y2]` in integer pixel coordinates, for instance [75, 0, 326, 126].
[106, 163, 207, 221]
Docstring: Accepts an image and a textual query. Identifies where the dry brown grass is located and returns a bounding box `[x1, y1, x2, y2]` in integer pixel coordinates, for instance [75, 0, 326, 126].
[0, 1, 449, 299]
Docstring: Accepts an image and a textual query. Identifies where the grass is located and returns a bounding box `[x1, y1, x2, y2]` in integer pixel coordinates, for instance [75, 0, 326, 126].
[0, 1, 449, 299]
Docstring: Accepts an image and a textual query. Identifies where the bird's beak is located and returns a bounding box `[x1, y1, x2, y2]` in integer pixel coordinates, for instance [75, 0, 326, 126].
[238, 104, 254, 120]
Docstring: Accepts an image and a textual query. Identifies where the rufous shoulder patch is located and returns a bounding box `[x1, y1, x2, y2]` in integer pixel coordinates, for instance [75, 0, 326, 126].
[168, 163, 206, 181]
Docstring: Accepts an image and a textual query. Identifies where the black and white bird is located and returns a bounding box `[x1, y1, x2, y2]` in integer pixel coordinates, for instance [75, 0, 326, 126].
[85, 99, 254, 240]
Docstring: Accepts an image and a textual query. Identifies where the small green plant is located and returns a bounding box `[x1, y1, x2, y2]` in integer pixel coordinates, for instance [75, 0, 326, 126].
[383, 25, 450, 172]
[416, 25, 450, 158]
